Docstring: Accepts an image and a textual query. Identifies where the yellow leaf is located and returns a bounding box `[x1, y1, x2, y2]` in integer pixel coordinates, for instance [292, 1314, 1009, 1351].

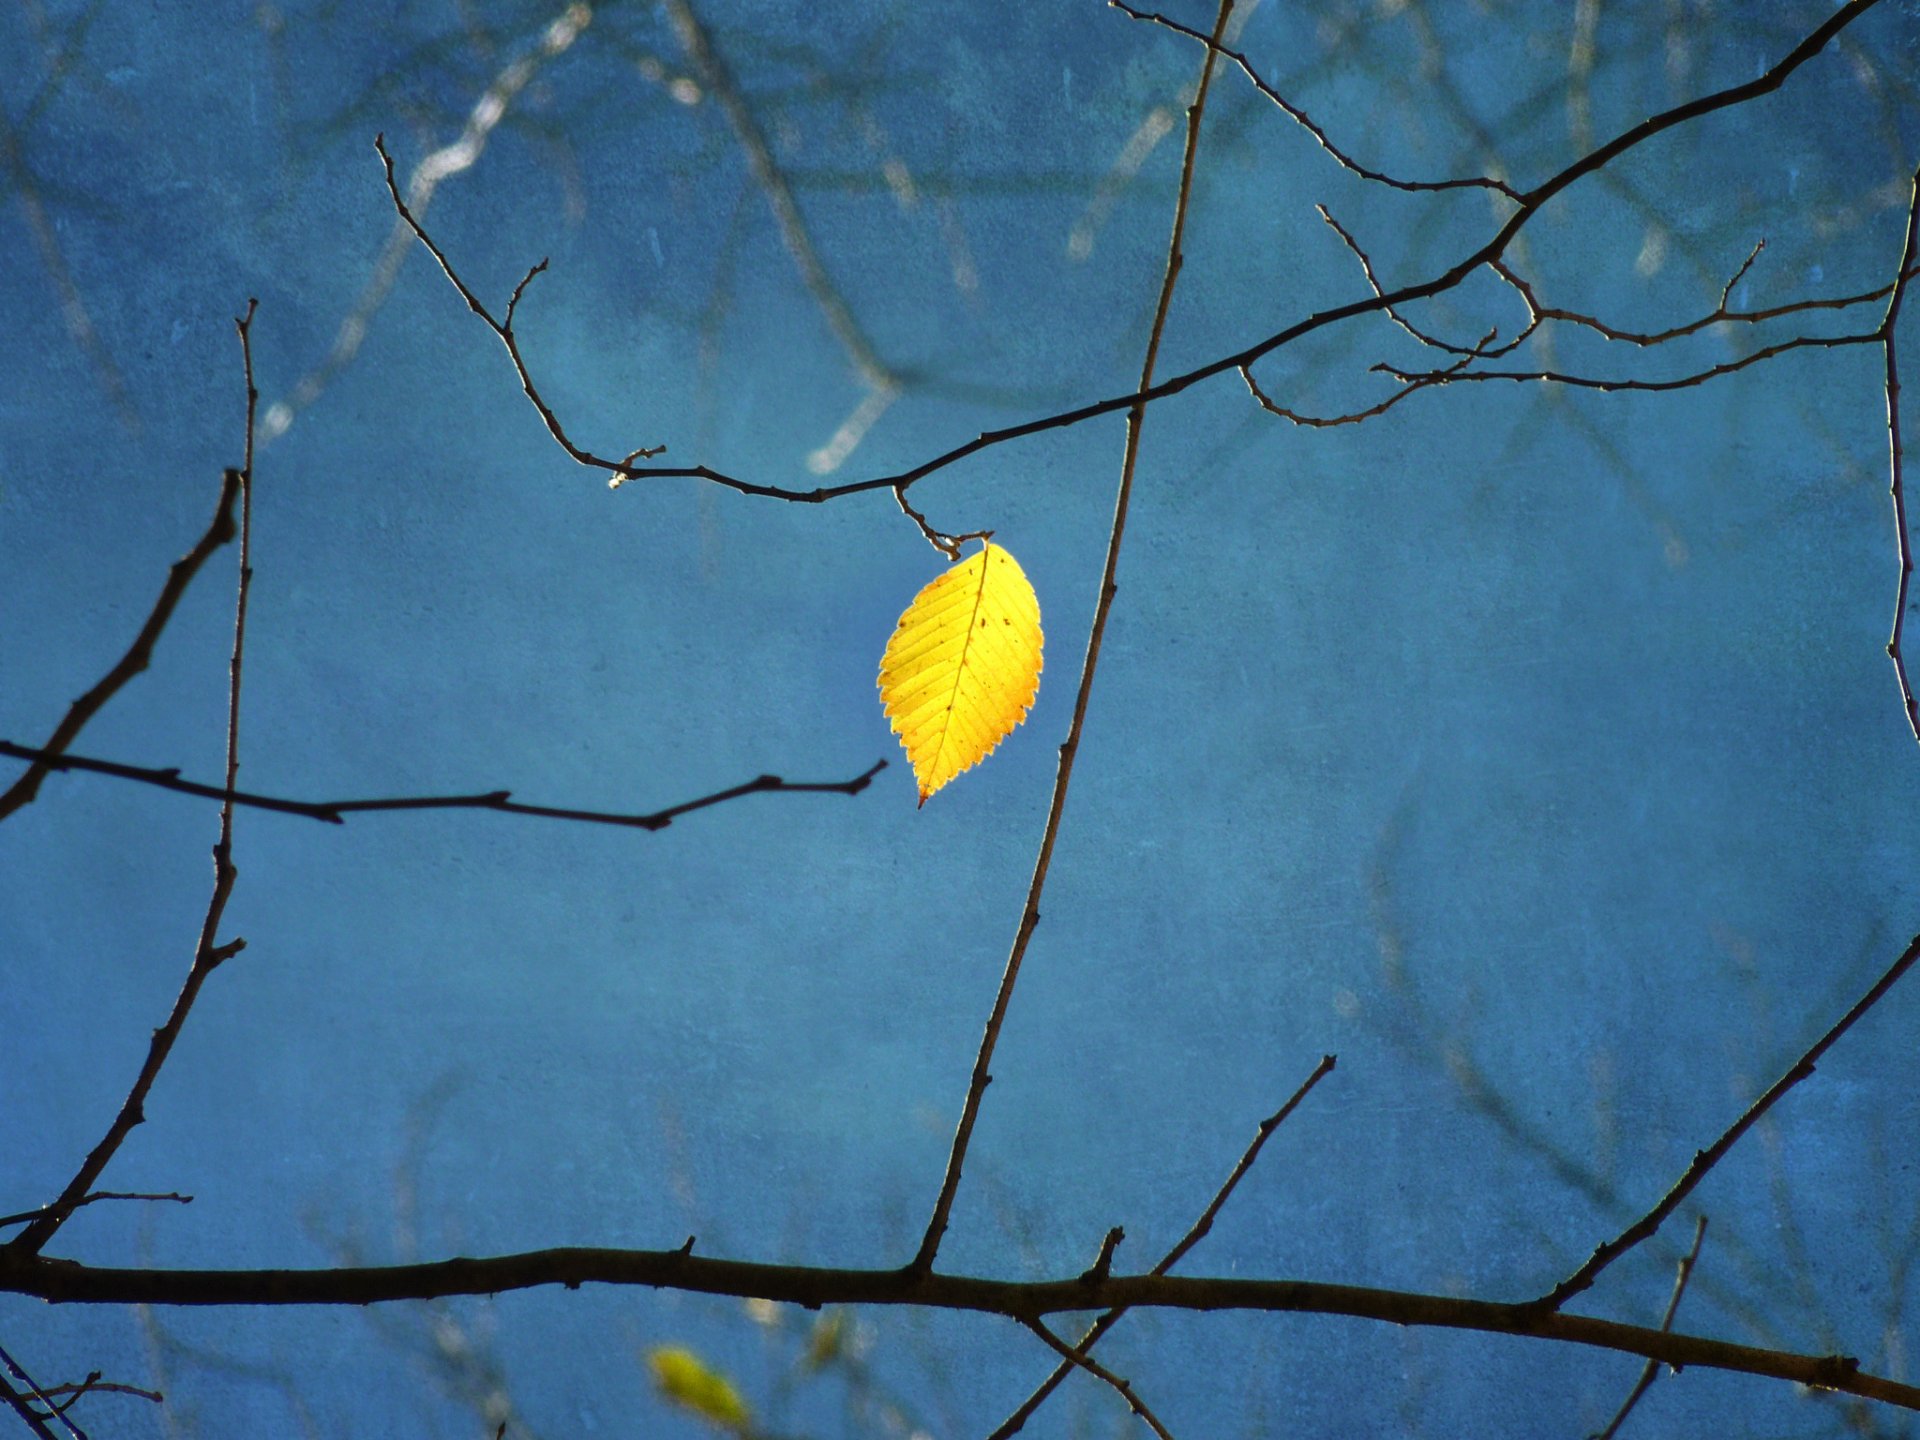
[645, 1345, 751, 1428]
[878, 541, 1043, 805]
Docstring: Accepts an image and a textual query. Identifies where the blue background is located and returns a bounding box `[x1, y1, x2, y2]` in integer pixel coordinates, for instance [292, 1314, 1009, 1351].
[3, 1, 1919, 1435]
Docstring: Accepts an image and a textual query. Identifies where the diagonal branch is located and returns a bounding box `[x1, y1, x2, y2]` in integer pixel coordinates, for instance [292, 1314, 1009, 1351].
[906, 0, 1237, 1280]
[0, 743, 886, 833]
[991, 1054, 1337, 1438]
[1534, 930, 1920, 1313]
[0, 1343, 78, 1440]
[1023, 1317, 1176, 1440]
[7, 302, 261, 1258]
[0, 469, 240, 823]
[1591, 1216, 1708, 1440]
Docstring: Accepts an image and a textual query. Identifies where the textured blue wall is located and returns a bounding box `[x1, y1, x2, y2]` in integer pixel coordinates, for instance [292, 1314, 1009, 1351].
[3, 1, 1917, 1434]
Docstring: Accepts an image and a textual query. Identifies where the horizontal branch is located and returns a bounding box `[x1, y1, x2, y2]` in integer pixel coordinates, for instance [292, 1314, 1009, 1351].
[0, 1194, 191, 1232]
[5, 1248, 1913, 1414]
[1376, 329, 1877, 396]
[0, 742, 886, 832]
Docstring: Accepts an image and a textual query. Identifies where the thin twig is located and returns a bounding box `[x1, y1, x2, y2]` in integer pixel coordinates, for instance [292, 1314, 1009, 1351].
[0, 743, 887, 833]
[1243, 329, 1497, 428]
[1106, 0, 1521, 199]
[1376, 328, 1878, 398]
[1023, 1317, 1176, 1440]
[0, 1193, 191, 1231]
[1535, 930, 1920, 1312]
[661, 0, 896, 395]
[991, 1054, 1336, 1438]
[7, 303, 261, 1258]
[0, 469, 240, 822]
[0, 1343, 81, 1440]
[4, 1248, 1915, 1414]
[1878, 164, 1920, 744]
[30, 1378, 164, 1410]
[906, 0, 1237, 1281]
[258, 3, 592, 447]
[1315, 206, 1492, 356]
[1592, 1216, 1709, 1440]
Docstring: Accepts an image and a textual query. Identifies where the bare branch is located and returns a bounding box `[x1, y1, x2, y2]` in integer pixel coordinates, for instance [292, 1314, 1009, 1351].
[7, 302, 261, 1258]
[1023, 1317, 1176, 1440]
[0, 1343, 77, 1440]
[1106, 0, 1521, 199]
[1535, 930, 1920, 1313]
[991, 1054, 1336, 1438]
[908, 0, 1236, 1280]
[0, 743, 887, 833]
[3, 1248, 1914, 1414]
[1315, 206, 1496, 356]
[1592, 1216, 1709, 1440]
[0, 1193, 191, 1232]
[1375, 329, 1878, 398]
[257, 3, 592, 447]
[1879, 165, 1920, 744]
[393, 2, 1881, 509]
[44, 1383, 163, 1415]
[0, 468, 239, 823]
[1244, 329, 1498, 428]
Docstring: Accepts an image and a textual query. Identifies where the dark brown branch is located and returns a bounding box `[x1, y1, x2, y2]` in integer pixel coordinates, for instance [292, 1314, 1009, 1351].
[257, 3, 591, 448]
[1023, 1317, 1175, 1440]
[0, 468, 239, 823]
[0, 743, 887, 833]
[1376, 329, 1877, 398]
[0, 1193, 191, 1232]
[35, 1379, 164, 1414]
[907, 0, 1236, 1281]
[374, 136, 667, 475]
[991, 1054, 1337, 1439]
[1106, 0, 1521, 199]
[1489, 252, 1920, 350]
[1243, 329, 1497, 428]
[1314, 206, 1496, 357]
[0, 1344, 73, 1440]
[1535, 930, 1920, 1312]
[1592, 1216, 1708, 1440]
[394, 3, 1878, 509]
[5, 1248, 1915, 1414]
[1879, 166, 1920, 745]
[8, 303, 261, 1258]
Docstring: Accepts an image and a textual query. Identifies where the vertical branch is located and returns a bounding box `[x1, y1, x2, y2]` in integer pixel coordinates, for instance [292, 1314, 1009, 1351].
[907, 0, 1236, 1279]
[1880, 163, 1920, 745]
[1591, 1217, 1708, 1440]
[8, 301, 261, 1258]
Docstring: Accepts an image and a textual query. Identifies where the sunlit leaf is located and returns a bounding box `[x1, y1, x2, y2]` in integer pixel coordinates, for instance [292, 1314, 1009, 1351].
[645, 1344, 751, 1429]
[877, 541, 1043, 805]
